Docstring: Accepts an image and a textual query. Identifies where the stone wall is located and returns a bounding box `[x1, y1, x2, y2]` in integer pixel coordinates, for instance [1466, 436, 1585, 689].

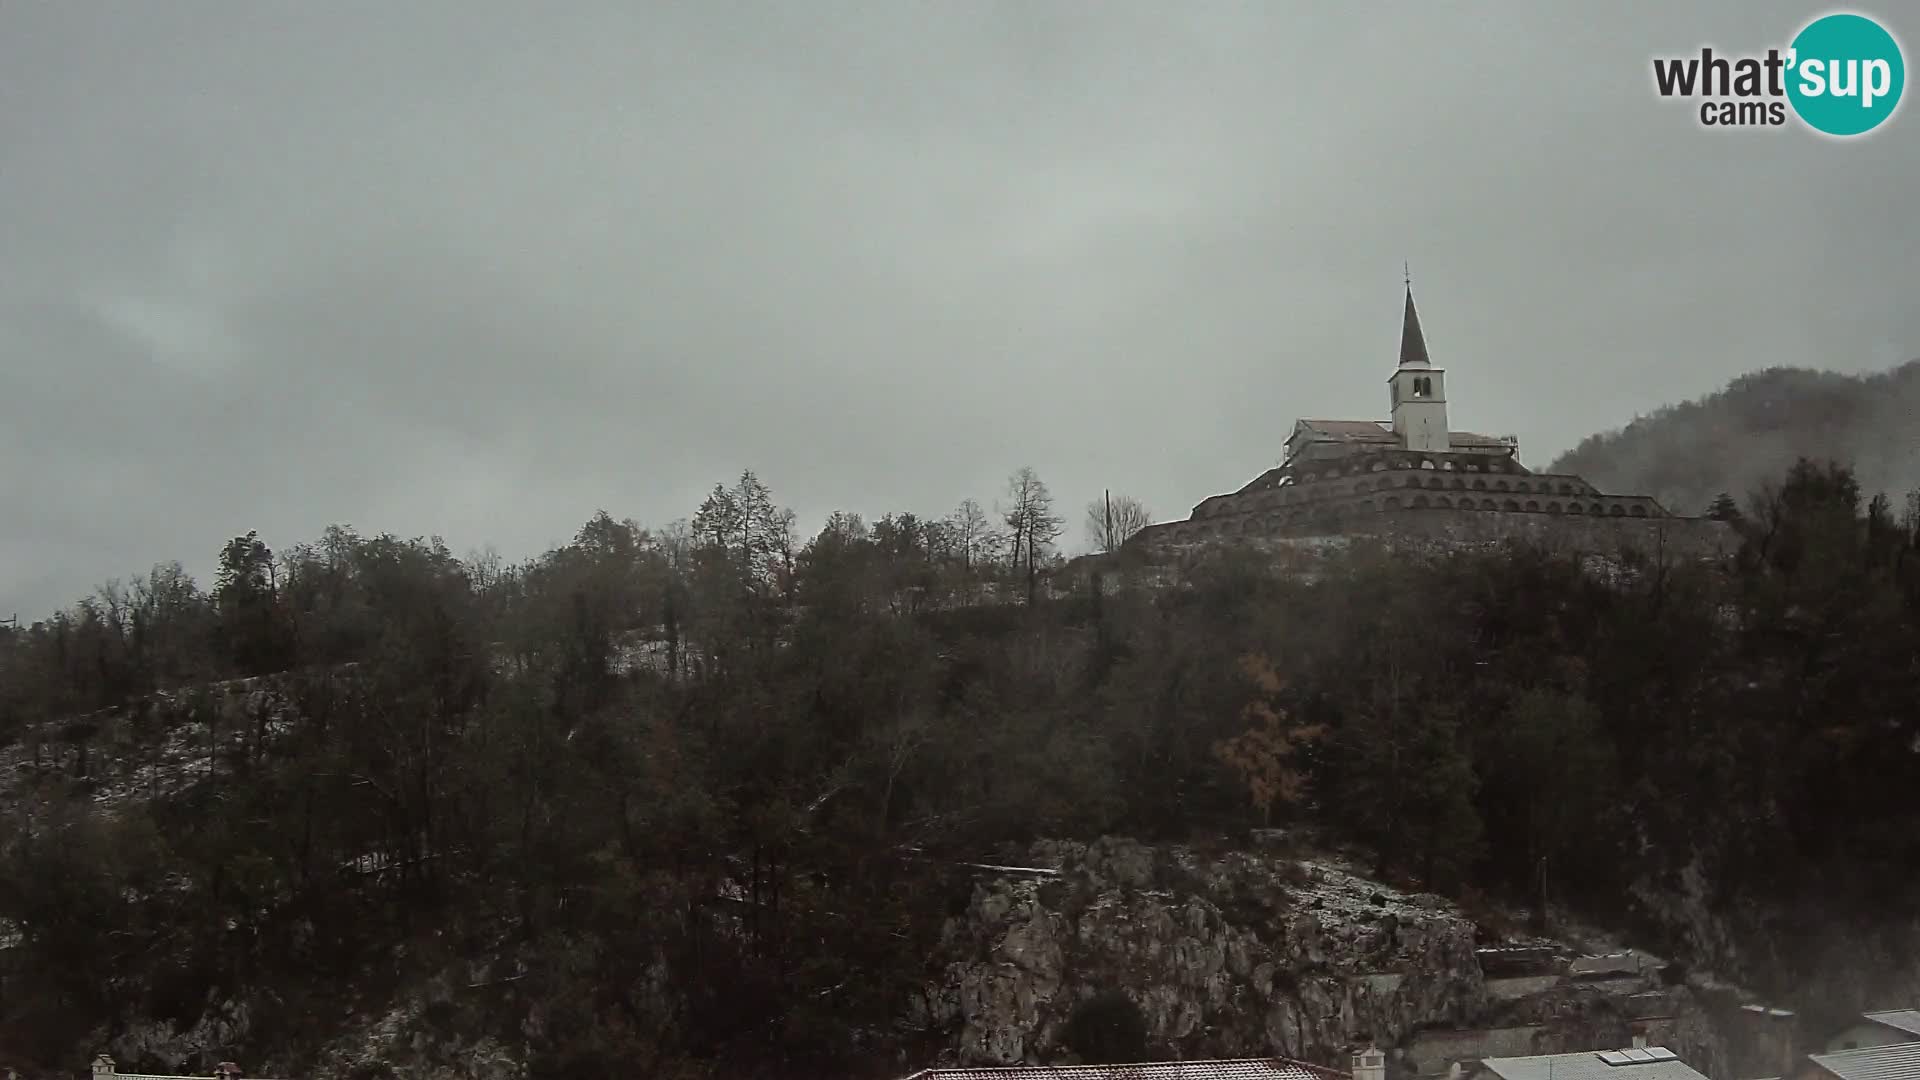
[1191, 474, 1615, 522]
[1134, 508, 1734, 563]
[1335, 508, 1736, 560]
[1405, 1026, 1546, 1075]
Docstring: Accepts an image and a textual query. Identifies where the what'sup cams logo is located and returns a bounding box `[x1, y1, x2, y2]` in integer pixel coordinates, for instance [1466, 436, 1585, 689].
[1653, 11, 1905, 136]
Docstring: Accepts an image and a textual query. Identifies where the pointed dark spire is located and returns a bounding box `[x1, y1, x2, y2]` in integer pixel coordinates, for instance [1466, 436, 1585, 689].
[1399, 282, 1430, 367]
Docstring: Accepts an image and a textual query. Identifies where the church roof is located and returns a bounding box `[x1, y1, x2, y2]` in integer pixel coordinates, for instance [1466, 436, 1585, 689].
[1286, 420, 1511, 449]
[1449, 430, 1515, 447]
[1298, 419, 1395, 438]
[1400, 286, 1431, 367]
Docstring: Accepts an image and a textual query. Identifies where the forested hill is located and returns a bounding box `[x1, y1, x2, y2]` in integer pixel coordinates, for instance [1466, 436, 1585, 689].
[1548, 360, 1920, 516]
[4, 462, 1920, 1077]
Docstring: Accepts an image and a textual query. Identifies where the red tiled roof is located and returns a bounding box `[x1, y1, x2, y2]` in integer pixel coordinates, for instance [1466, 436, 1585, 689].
[905, 1058, 1350, 1080]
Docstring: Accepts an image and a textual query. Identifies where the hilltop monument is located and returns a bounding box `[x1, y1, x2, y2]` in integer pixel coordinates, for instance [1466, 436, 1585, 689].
[1127, 279, 1731, 558]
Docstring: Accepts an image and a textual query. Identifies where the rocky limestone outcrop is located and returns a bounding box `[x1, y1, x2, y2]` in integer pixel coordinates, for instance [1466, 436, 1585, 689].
[0, 670, 314, 818]
[99, 996, 254, 1075]
[909, 838, 1744, 1075]
[910, 837, 1488, 1067]
[81, 943, 536, 1080]
[307, 984, 526, 1080]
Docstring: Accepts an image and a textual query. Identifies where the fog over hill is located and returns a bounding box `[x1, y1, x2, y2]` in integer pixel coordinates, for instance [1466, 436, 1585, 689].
[1548, 361, 1920, 517]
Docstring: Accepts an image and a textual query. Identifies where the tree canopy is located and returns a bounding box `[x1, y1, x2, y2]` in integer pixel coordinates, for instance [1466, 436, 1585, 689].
[2, 458, 1918, 1076]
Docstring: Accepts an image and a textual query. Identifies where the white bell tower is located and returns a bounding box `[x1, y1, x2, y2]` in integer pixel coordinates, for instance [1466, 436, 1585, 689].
[1388, 275, 1450, 453]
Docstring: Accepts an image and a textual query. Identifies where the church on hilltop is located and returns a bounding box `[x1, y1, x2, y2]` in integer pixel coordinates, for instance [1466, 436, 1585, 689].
[1127, 283, 1731, 557]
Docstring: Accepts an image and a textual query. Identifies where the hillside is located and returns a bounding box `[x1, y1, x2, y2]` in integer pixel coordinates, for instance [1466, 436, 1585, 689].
[4, 463, 1920, 1077]
[1548, 361, 1920, 516]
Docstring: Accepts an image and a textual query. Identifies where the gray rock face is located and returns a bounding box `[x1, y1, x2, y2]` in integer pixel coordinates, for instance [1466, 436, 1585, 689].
[913, 838, 1488, 1067]
[311, 1001, 526, 1080]
[911, 838, 1755, 1075]
[104, 997, 253, 1074]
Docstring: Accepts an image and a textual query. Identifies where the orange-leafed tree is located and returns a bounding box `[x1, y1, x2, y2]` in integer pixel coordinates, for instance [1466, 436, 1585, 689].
[1212, 654, 1326, 826]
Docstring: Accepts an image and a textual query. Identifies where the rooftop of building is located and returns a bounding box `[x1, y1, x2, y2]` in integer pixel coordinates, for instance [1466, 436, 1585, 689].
[1285, 420, 1516, 450]
[901, 1058, 1350, 1080]
[1809, 1041, 1920, 1080]
[1478, 1048, 1706, 1080]
[90, 1056, 280, 1080]
[1295, 419, 1396, 439]
[1864, 1011, 1920, 1039]
[1400, 283, 1431, 368]
[95, 1074, 248, 1080]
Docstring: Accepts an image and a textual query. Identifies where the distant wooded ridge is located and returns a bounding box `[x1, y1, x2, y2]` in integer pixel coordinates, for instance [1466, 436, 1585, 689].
[1549, 360, 1920, 517]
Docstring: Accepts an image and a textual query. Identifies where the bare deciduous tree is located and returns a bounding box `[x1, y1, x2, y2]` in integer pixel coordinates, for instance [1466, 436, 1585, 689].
[464, 546, 506, 593]
[1000, 467, 1063, 604]
[945, 498, 1001, 570]
[1085, 492, 1153, 553]
[655, 519, 695, 575]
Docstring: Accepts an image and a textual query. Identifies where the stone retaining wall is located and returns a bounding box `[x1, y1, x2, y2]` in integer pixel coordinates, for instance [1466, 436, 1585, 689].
[1336, 507, 1736, 559]
[1133, 507, 1735, 562]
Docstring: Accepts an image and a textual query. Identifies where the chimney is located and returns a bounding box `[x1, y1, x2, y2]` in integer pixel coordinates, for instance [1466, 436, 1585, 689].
[1353, 1043, 1388, 1080]
[91, 1056, 116, 1079]
[1772, 1009, 1798, 1080]
[1740, 1004, 1797, 1080]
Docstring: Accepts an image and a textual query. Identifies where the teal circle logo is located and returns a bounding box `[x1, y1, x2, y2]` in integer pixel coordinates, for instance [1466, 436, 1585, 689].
[1786, 13, 1905, 136]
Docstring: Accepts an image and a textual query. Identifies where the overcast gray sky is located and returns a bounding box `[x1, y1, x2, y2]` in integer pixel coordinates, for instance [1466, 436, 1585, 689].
[3, 1, 1916, 617]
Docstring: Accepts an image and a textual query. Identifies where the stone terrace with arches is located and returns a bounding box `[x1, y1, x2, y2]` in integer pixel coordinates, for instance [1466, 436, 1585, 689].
[1141, 448, 1675, 548]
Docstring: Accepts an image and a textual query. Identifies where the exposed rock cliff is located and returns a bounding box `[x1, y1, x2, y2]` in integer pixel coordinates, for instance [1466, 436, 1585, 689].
[909, 838, 1740, 1076]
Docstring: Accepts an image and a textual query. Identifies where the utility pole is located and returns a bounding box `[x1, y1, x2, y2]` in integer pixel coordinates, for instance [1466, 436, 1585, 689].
[0, 613, 17, 631]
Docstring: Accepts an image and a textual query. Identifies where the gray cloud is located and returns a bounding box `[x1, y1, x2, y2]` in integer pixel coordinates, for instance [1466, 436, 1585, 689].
[4, 1, 1917, 616]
